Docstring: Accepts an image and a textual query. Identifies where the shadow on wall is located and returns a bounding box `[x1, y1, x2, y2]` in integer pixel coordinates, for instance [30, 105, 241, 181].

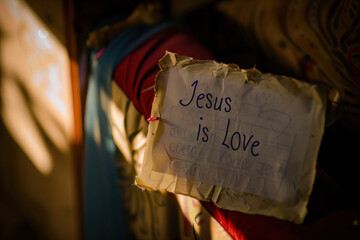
[0, 0, 79, 239]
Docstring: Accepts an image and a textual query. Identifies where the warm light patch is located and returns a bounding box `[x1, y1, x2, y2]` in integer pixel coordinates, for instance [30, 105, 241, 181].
[0, 0, 74, 175]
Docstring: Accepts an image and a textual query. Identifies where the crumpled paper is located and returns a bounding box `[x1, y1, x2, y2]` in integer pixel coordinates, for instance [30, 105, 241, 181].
[135, 51, 326, 223]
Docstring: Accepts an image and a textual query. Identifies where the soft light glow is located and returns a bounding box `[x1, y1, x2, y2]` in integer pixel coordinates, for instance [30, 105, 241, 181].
[0, 0, 74, 175]
[38, 28, 48, 39]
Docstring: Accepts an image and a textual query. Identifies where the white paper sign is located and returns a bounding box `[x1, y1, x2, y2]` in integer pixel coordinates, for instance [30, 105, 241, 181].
[136, 52, 326, 223]
[154, 67, 316, 204]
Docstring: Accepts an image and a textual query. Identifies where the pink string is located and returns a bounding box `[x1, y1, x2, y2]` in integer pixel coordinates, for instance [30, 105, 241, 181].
[147, 116, 159, 122]
[95, 48, 107, 59]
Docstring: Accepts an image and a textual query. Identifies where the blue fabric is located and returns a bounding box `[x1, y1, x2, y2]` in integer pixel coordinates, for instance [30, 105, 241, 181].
[84, 23, 169, 240]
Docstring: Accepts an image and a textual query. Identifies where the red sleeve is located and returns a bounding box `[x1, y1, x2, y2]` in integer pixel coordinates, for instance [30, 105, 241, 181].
[113, 27, 214, 119]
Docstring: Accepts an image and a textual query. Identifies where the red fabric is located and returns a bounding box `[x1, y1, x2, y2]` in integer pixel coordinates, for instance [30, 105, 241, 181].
[203, 201, 360, 240]
[201, 166, 360, 240]
[203, 201, 303, 240]
[113, 27, 214, 119]
[113, 27, 360, 240]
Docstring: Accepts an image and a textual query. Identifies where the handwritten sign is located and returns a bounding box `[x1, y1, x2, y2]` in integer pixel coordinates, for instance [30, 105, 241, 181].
[154, 67, 315, 204]
[136, 52, 326, 223]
